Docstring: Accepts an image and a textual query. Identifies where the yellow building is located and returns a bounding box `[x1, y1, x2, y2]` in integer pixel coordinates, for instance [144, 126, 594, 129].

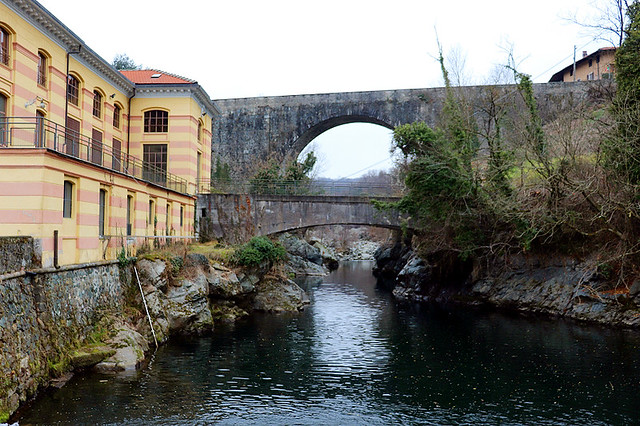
[549, 47, 616, 82]
[0, 0, 218, 267]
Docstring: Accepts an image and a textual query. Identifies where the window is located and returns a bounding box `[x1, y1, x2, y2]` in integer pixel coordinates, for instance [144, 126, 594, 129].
[143, 144, 167, 184]
[144, 110, 168, 132]
[197, 151, 202, 185]
[99, 189, 107, 237]
[166, 203, 171, 235]
[63, 180, 74, 218]
[35, 110, 45, 147]
[37, 52, 46, 86]
[67, 75, 79, 106]
[148, 199, 156, 226]
[587, 72, 595, 81]
[0, 27, 8, 66]
[588, 59, 593, 67]
[91, 129, 102, 165]
[112, 138, 122, 171]
[113, 104, 121, 129]
[180, 205, 184, 228]
[65, 116, 80, 157]
[0, 93, 6, 145]
[197, 121, 202, 142]
[92, 90, 102, 118]
[126, 194, 134, 236]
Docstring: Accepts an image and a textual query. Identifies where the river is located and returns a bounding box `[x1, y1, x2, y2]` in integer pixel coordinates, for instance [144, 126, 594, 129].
[15, 261, 640, 425]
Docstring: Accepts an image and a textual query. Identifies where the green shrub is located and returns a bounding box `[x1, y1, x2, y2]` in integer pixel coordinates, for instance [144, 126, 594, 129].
[232, 236, 286, 267]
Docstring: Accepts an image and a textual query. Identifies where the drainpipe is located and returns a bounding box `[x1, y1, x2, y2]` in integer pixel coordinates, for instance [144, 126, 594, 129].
[126, 87, 135, 159]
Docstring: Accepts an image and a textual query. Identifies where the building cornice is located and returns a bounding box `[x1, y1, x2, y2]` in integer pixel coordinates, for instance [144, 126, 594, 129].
[135, 84, 220, 116]
[5, 0, 135, 97]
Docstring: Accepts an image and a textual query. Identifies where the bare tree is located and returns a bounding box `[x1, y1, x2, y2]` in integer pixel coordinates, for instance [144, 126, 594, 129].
[566, 0, 630, 47]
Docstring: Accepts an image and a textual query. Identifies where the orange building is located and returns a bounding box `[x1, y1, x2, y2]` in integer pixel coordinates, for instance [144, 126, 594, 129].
[0, 0, 218, 267]
[549, 47, 616, 82]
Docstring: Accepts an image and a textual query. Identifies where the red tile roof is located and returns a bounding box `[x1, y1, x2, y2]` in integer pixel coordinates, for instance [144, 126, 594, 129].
[120, 69, 196, 85]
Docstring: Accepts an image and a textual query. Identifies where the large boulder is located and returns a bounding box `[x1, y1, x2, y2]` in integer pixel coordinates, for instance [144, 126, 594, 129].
[252, 278, 310, 312]
[94, 324, 149, 372]
[279, 233, 323, 265]
[309, 239, 340, 270]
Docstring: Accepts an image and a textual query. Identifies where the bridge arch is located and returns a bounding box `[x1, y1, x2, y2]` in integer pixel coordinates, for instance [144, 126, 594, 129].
[211, 83, 593, 179]
[292, 115, 394, 159]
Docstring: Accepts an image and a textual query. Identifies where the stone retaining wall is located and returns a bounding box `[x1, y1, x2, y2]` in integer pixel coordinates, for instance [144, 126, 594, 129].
[0, 236, 40, 274]
[0, 261, 126, 421]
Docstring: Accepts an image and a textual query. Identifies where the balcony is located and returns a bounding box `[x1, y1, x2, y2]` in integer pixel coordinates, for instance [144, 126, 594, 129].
[0, 116, 189, 194]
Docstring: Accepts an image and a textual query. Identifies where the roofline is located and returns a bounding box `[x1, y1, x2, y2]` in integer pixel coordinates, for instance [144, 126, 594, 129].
[549, 47, 616, 82]
[5, 0, 135, 96]
[134, 84, 220, 116]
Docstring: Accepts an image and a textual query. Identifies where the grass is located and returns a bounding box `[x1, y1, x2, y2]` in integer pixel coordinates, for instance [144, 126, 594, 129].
[137, 240, 236, 265]
[187, 241, 235, 264]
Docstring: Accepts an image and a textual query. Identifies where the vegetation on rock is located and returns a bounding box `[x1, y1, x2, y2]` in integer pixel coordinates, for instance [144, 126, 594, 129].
[231, 236, 287, 267]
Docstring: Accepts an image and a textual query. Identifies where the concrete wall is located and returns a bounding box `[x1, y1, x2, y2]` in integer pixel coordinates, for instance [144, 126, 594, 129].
[198, 193, 401, 243]
[0, 261, 126, 419]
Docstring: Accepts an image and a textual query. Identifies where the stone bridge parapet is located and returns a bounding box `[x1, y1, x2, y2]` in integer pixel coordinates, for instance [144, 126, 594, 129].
[198, 193, 402, 243]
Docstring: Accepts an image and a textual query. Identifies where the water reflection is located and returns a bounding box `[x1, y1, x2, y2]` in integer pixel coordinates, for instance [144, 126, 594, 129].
[16, 261, 640, 425]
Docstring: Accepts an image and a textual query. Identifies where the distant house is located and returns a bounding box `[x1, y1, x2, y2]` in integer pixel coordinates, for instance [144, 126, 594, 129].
[549, 47, 616, 82]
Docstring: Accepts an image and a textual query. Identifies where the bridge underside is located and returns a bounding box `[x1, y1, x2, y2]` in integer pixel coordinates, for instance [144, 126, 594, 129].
[198, 194, 402, 244]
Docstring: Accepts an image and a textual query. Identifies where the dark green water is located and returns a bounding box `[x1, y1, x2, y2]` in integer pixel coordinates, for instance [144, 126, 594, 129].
[15, 261, 640, 425]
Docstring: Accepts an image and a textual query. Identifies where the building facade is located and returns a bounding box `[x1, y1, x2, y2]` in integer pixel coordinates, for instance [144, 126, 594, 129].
[0, 0, 217, 267]
[549, 47, 616, 83]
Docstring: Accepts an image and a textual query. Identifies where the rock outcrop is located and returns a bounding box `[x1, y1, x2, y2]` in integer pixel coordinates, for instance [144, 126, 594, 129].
[374, 243, 640, 327]
[134, 252, 309, 343]
[278, 233, 331, 276]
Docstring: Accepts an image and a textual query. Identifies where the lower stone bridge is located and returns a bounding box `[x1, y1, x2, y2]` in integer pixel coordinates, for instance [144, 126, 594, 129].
[197, 193, 402, 243]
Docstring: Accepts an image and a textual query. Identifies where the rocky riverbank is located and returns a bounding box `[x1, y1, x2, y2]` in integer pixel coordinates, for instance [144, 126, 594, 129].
[90, 251, 312, 374]
[374, 242, 640, 327]
[3, 242, 314, 422]
[58, 232, 378, 377]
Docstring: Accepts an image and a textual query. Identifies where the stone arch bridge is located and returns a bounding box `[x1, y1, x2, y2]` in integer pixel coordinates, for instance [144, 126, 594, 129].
[211, 82, 594, 178]
[197, 193, 402, 244]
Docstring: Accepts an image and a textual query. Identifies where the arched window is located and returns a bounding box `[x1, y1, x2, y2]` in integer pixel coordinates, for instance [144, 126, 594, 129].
[197, 121, 202, 142]
[37, 52, 47, 86]
[0, 27, 8, 66]
[0, 93, 7, 145]
[67, 75, 80, 106]
[144, 110, 168, 133]
[92, 90, 102, 118]
[0, 92, 6, 119]
[113, 104, 121, 129]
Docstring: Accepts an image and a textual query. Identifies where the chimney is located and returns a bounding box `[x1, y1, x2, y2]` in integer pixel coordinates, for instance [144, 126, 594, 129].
[583, 51, 588, 58]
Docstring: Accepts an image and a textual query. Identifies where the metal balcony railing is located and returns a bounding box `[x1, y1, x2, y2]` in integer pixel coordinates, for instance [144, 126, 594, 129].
[199, 178, 404, 197]
[0, 116, 189, 194]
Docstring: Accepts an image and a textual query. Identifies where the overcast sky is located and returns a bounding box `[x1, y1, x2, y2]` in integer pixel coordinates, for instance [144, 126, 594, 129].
[38, 0, 607, 178]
